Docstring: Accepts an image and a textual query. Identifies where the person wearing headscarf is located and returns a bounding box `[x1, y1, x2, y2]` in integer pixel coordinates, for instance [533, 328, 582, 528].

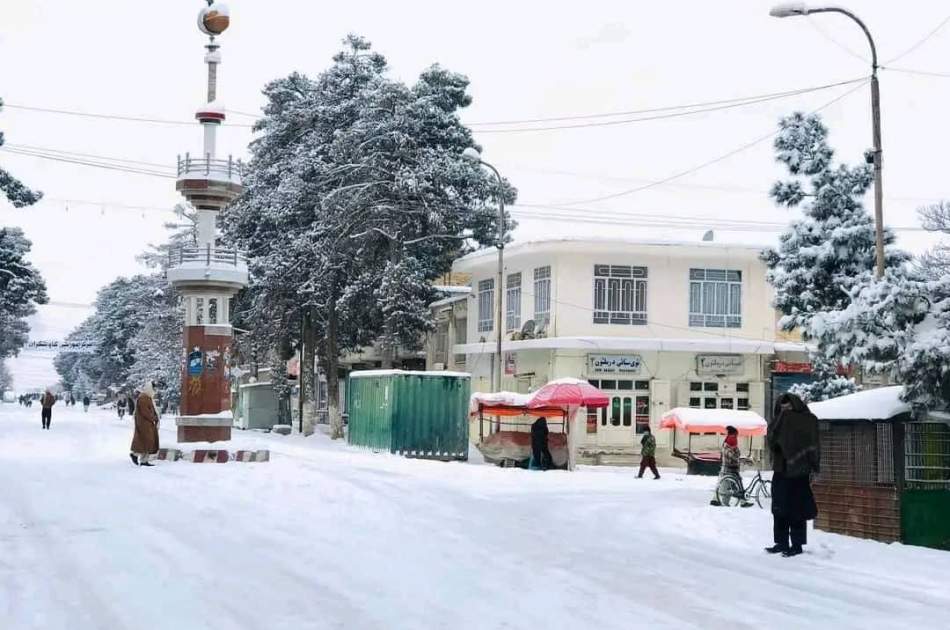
[530, 417, 553, 471]
[766, 392, 820, 557]
[130, 382, 160, 467]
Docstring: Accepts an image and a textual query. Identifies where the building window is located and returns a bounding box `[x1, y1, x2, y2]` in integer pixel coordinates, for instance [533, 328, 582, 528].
[688, 381, 751, 412]
[195, 297, 204, 325]
[533, 266, 551, 325]
[477, 279, 494, 332]
[689, 268, 742, 328]
[593, 265, 648, 325]
[208, 298, 218, 325]
[506, 272, 522, 331]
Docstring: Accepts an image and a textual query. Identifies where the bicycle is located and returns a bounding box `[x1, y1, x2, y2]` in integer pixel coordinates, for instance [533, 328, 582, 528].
[715, 463, 771, 509]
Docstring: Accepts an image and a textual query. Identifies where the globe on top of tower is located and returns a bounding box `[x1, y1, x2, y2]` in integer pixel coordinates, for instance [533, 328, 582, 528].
[198, 2, 230, 37]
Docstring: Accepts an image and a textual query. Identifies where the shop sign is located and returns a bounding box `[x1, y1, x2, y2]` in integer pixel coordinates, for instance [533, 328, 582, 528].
[773, 361, 812, 374]
[504, 352, 517, 375]
[588, 354, 642, 374]
[697, 354, 744, 375]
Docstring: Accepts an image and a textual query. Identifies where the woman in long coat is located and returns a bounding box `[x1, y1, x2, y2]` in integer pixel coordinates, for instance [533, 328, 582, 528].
[130, 382, 160, 467]
[766, 393, 820, 557]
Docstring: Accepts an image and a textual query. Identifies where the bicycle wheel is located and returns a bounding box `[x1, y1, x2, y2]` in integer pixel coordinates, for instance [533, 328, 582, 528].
[716, 476, 744, 507]
[753, 479, 772, 509]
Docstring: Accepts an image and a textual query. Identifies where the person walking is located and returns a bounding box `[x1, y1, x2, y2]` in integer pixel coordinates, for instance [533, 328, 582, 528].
[40, 390, 56, 429]
[530, 416, 554, 470]
[82, 395, 90, 412]
[117, 396, 127, 419]
[766, 393, 820, 558]
[130, 382, 160, 467]
[637, 426, 660, 479]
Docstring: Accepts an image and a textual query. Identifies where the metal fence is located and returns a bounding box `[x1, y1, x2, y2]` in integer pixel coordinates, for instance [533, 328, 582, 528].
[815, 421, 895, 486]
[176, 154, 243, 180]
[905, 422, 950, 489]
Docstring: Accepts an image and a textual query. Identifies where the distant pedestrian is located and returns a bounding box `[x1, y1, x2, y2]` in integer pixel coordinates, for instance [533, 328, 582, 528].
[40, 389, 56, 429]
[530, 416, 554, 470]
[637, 426, 660, 479]
[82, 395, 90, 412]
[127, 393, 136, 416]
[766, 393, 820, 558]
[117, 396, 127, 419]
[130, 382, 160, 467]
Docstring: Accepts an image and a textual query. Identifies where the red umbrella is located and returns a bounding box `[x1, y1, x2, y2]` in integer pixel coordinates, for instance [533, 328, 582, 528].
[527, 378, 610, 410]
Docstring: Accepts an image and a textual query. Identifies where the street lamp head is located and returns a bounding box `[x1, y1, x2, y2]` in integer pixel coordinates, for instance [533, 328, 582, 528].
[462, 147, 482, 163]
[770, 2, 810, 18]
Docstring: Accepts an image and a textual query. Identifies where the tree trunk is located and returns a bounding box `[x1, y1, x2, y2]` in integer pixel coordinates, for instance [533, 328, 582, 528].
[300, 309, 317, 436]
[326, 296, 345, 440]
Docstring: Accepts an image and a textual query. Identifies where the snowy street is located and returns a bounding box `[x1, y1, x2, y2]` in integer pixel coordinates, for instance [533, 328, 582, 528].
[0, 404, 947, 630]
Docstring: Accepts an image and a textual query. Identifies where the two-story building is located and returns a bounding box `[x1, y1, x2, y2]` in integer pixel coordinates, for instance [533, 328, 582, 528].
[432, 236, 807, 462]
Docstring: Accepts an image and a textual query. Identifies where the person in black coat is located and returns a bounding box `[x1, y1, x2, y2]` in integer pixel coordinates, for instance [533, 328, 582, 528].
[530, 417, 554, 471]
[766, 393, 820, 558]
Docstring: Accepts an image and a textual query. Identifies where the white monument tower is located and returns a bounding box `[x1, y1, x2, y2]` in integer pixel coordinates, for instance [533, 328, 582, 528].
[166, 2, 247, 442]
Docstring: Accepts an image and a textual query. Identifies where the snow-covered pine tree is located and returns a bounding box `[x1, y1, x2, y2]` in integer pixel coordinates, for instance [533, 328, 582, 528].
[0, 97, 42, 207]
[762, 112, 909, 400]
[225, 35, 509, 438]
[0, 227, 48, 359]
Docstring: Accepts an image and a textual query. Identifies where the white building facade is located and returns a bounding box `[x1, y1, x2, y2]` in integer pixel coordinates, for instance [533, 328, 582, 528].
[445, 238, 805, 461]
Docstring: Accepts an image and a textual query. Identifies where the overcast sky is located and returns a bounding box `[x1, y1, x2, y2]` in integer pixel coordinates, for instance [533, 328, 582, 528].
[3, 1, 950, 388]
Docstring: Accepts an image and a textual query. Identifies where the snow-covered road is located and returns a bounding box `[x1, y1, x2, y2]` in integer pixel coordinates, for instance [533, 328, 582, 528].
[1, 404, 949, 630]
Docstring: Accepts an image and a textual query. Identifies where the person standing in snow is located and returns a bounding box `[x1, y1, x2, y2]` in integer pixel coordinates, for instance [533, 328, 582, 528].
[127, 392, 136, 416]
[40, 389, 56, 429]
[130, 382, 160, 467]
[117, 396, 127, 419]
[766, 393, 820, 558]
[637, 426, 660, 479]
[530, 417, 553, 470]
[82, 395, 90, 412]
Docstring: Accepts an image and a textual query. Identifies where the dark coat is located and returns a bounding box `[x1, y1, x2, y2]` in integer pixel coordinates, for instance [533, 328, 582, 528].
[131, 394, 160, 455]
[772, 471, 818, 521]
[530, 418, 549, 451]
[41, 392, 56, 409]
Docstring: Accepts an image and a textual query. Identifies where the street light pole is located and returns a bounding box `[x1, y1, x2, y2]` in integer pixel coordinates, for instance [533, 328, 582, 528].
[463, 148, 506, 392]
[770, 3, 885, 278]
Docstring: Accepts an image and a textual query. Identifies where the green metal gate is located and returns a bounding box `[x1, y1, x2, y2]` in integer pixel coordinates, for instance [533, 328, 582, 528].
[902, 422, 950, 550]
[347, 370, 470, 461]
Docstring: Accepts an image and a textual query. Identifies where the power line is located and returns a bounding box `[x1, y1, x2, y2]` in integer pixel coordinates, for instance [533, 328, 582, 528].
[884, 66, 950, 79]
[884, 13, 950, 65]
[509, 205, 929, 233]
[498, 163, 948, 203]
[806, 15, 871, 64]
[2, 102, 256, 129]
[472, 79, 869, 133]
[1, 147, 176, 179]
[543, 79, 869, 207]
[466, 77, 865, 127]
[5, 143, 175, 172]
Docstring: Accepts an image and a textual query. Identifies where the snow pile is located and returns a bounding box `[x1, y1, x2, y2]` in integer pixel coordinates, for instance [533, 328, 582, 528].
[469, 390, 531, 414]
[810, 386, 910, 421]
[660, 407, 768, 436]
[350, 369, 471, 379]
[2, 404, 950, 629]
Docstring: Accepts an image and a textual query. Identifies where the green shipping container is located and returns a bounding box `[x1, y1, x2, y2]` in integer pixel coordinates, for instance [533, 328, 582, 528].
[347, 370, 470, 461]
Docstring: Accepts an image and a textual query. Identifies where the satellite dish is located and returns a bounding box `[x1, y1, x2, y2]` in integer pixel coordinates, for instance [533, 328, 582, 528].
[702, 230, 714, 242]
[520, 319, 536, 339]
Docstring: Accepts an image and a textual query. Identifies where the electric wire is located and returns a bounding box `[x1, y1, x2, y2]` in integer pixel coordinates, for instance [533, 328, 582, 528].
[884, 13, 950, 65]
[543, 79, 869, 207]
[466, 77, 865, 126]
[1, 102, 256, 129]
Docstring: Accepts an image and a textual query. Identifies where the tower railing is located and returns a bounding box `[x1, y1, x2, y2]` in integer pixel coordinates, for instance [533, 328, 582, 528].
[176, 153, 244, 182]
[167, 244, 247, 268]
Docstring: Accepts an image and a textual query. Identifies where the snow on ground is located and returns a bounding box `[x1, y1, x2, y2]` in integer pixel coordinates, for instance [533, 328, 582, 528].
[1, 404, 949, 630]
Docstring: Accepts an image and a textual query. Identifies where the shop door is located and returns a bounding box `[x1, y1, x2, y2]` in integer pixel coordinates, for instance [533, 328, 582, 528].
[587, 378, 651, 447]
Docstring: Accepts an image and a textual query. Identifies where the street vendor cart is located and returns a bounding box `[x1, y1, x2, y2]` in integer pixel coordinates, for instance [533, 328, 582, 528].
[471, 378, 609, 470]
[660, 407, 768, 475]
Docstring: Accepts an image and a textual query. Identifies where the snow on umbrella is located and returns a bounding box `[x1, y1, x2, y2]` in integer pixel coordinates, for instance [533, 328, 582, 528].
[527, 377, 610, 410]
[659, 407, 767, 437]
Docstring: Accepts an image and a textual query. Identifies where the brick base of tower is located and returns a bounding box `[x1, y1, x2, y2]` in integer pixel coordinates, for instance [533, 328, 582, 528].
[177, 325, 234, 443]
